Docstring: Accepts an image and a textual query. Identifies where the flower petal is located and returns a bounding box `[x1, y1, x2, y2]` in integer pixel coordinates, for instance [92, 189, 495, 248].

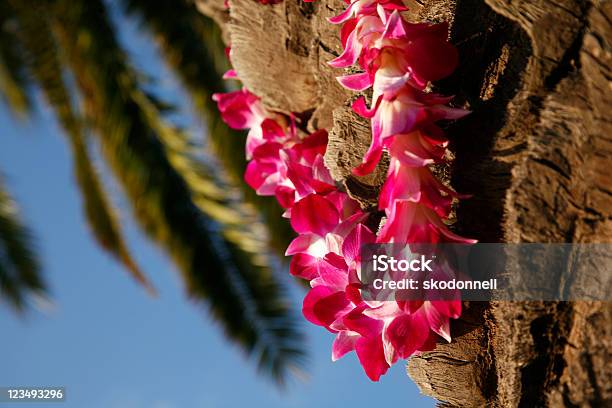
[351, 96, 378, 118]
[404, 36, 459, 82]
[328, 27, 363, 68]
[290, 253, 320, 280]
[328, 3, 357, 24]
[342, 223, 375, 264]
[337, 72, 373, 91]
[260, 118, 286, 140]
[384, 312, 430, 359]
[423, 301, 452, 342]
[222, 69, 238, 79]
[332, 331, 359, 361]
[355, 335, 390, 381]
[291, 194, 340, 236]
[285, 234, 319, 256]
[343, 306, 383, 338]
[303, 286, 351, 328]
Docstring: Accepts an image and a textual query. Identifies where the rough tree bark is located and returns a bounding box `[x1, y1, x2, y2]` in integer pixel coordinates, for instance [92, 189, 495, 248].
[195, 0, 611, 406]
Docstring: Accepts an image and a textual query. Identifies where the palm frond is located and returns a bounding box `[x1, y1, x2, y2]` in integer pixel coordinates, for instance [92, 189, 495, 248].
[0, 175, 44, 311]
[135, 87, 277, 272]
[51, 0, 305, 382]
[0, 2, 31, 116]
[121, 0, 295, 256]
[123, 0, 242, 173]
[6, 0, 154, 293]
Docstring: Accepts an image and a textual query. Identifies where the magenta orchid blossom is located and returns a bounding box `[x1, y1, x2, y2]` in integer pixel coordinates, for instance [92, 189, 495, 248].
[323, 0, 475, 380]
[214, 88, 336, 208]
[213, 0, 474, 381]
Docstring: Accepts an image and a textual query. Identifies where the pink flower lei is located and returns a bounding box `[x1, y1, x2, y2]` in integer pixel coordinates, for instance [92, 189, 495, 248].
[214, 0, 475, 381]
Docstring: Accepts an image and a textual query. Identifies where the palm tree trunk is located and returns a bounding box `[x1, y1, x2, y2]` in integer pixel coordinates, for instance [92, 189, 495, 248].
[196, 0, 612, 405]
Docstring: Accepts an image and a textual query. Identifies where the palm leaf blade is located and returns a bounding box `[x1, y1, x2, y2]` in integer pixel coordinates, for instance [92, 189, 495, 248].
[121, 0, 295, 256]
[7, 0, 153, 292]
[52, 0, 304, 381]
[0, 2, 31, 116]
[0, 176, 44, 310]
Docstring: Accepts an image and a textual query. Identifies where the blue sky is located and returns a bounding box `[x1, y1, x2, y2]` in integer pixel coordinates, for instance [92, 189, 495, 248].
[0, 6, 435, 408]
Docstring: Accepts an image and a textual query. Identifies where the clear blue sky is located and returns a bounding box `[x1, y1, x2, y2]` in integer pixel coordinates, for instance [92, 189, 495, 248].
[0, 6, 435, 408]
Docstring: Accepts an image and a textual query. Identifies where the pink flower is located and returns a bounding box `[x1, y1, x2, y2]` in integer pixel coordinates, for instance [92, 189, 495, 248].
[214, 2, 477, 382]
[379, 157, 459, 218]
[351, 87, 468, 175]
[287, 194, 365, 277]
[303, 288, 391, 381]
[299, 222, 393, 381]
[303, 222, 459, 380]
[282, 130, 337, 200]
[332, 9, 458, 87]
[212, 88, 262, 130]
[377, 199, 477, 245]
[386, 127, 448, 166]
[213, 88, 290, 159]
[285, 192, 364, 283]
[244, 130, 337, 208]
[363, 299, 455, 364]
[328, 0, 407, 26]
[244, 141, 296, 207]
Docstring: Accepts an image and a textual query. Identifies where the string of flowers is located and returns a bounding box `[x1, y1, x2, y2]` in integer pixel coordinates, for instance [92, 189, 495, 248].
[213, 0, 475, 381]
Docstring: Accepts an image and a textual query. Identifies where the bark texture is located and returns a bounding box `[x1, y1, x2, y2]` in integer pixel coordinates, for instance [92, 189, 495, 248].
[414, 1, 612, 406]
[196, 0, 611, 406]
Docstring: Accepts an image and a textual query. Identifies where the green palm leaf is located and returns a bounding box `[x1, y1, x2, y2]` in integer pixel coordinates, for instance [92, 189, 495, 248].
[6, 0, 154, 293]
[51, 0, 304, 382]
[121, 0, 295, 256]
[123, 0, 244, 175]
[0, 176, 44, 311]
[0, 2, 31, 116]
